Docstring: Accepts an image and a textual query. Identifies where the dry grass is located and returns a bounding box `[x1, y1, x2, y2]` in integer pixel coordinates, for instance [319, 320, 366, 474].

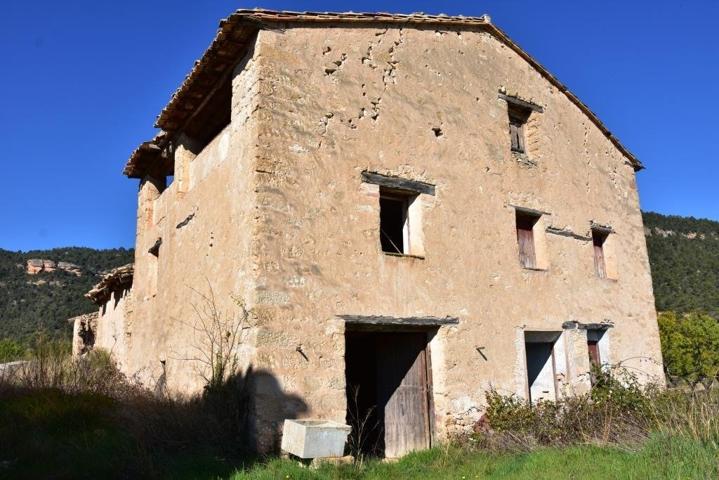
[3, 347, 719, 478]
[0, 340, 253, 478]
[462, 367, 719, 455]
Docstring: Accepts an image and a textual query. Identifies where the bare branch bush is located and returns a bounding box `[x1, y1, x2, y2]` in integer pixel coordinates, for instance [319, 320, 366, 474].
[175, 279, 252, 392]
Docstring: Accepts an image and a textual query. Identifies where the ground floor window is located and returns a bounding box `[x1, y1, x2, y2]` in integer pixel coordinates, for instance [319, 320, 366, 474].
[524, 331, 561, 403]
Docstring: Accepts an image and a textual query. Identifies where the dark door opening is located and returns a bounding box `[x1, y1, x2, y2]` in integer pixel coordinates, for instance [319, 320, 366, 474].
[525, 341, 557, 403]
[345, 330, 432, 458]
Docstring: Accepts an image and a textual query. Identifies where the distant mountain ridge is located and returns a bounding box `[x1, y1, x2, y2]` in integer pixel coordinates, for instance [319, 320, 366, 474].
[643, 212, 719, 317]
[0, 247, 134, 344]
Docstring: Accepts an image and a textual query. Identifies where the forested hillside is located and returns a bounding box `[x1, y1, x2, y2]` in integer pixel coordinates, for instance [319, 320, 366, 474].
[0, 247, 134, 344]
[643, 211, 719, 317]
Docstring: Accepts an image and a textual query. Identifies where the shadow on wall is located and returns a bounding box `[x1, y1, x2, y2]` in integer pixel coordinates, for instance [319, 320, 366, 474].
[160, 364, 309, 456]
[246, 367, 309, 453]
[0, 358, 308, 478]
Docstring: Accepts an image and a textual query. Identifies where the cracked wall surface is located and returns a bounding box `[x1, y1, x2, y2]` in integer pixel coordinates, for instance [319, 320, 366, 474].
[251, 25, 664, 441]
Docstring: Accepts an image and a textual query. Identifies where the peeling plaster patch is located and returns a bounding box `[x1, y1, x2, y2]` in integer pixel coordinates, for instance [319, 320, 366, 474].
[256, 290, 290, 306]
[317, 113, 334, 148]
[450, 396, 475, 413]
[356, 204, 374, 213]
[288, 276, 306, 288]
[289, 144, 308, 154]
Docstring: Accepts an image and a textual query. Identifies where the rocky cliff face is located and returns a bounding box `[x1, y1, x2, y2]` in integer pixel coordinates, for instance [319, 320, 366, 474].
[25, 259, 83, 276]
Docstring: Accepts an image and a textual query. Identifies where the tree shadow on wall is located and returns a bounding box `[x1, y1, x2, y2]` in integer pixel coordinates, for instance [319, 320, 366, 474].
[197, 364, 309, 459]
[126, 365, 308, 478]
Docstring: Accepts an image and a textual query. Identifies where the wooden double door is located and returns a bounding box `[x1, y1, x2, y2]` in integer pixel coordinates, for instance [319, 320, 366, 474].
[345, 331, 433, 458]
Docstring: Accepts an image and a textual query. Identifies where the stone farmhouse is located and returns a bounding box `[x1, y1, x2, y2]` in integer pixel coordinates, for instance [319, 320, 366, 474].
[77, 10, 665, 457]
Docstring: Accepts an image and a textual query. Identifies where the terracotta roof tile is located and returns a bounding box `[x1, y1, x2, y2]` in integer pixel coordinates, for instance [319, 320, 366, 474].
[85, 264, 134, 305]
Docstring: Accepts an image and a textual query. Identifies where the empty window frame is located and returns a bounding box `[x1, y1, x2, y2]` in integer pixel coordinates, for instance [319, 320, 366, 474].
[524, 331, 561, 404]
[379, 188, 416, 255]
[516, 211, 541, 269]
[508, 105, 531, 154]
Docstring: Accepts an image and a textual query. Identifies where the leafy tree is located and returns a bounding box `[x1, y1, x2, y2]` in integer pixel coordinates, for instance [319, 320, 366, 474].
[658, 311, 719, 386]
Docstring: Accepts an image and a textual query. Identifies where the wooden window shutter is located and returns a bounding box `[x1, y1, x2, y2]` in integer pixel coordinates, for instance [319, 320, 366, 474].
[510, 121, 525, 153]
[587, 340, 600, 367]
[592, 230, 608, 278]
[516, 213, 537, 269]
[508, 106, 529, 154]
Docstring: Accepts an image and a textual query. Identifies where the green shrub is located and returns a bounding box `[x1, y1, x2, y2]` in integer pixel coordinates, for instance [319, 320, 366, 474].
[476, 368, 654, 450]
[0, 338, 27, 362]
[658, 311, 719, 386]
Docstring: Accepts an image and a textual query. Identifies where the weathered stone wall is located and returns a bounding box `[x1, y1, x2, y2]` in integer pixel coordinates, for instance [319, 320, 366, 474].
[247, 25, 664, 441]
[93, 288, 132, 368]
[118, 44, 264, 396]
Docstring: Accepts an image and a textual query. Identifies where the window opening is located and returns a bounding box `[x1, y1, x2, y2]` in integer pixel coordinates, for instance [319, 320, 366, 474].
[587, 340, 600, 368]
[592, 229, 609, 278]
[516, 211, 540, 269]
[524, 331, 561, 404]
[379, 188, 415, 255]
[508, 105, 531, 154]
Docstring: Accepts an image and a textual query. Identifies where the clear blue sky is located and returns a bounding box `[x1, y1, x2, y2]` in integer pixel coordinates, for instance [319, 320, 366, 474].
[2, 1, 717, 251]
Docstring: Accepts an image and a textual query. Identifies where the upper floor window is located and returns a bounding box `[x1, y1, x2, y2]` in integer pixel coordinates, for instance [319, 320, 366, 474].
[380, 188, 415, 255]
[361, 171, 435, 258]
[499, 92, 543, 158]
[514, 208, 550, 271]
[592, 229, 609, 279]
[516, 210, 540, 269]
[591, 225, 617, 280]
[508, 105, 531, 154]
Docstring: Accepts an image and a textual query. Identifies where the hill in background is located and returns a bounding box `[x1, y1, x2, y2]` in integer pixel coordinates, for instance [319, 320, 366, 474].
[643, 211, 719, 317]
[0, 247, 133, 344]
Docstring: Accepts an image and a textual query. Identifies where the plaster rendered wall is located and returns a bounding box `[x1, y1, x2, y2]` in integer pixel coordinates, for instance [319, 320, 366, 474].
[94, 288, 132, 368]
[122, 45, 263, 396]
[248, 25, 664, 442]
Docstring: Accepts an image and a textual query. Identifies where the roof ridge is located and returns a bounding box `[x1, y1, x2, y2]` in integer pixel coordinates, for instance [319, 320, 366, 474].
[123, 9, 641, 177]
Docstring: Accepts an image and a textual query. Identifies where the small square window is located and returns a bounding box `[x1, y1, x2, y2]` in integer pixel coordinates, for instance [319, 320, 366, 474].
[508, 105, 531, 154]
[379, 188, 416, 255]
[516, 211, 540, 269]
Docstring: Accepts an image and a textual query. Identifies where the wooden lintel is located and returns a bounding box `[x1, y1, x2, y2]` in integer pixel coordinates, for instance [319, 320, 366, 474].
[510, 204, 552, 217]
[546, 226, 591, 242]
[498, 93, 544, 113]
[361, 171, 436, 196]
[562, 320, 614, 331]
[339, 315, 458, 327]
[590, 222, 615, 234]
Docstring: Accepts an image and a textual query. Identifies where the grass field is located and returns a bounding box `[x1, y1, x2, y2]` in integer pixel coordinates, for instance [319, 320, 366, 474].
[230, 437, 717, 480]
[1, 385, 716, 479]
